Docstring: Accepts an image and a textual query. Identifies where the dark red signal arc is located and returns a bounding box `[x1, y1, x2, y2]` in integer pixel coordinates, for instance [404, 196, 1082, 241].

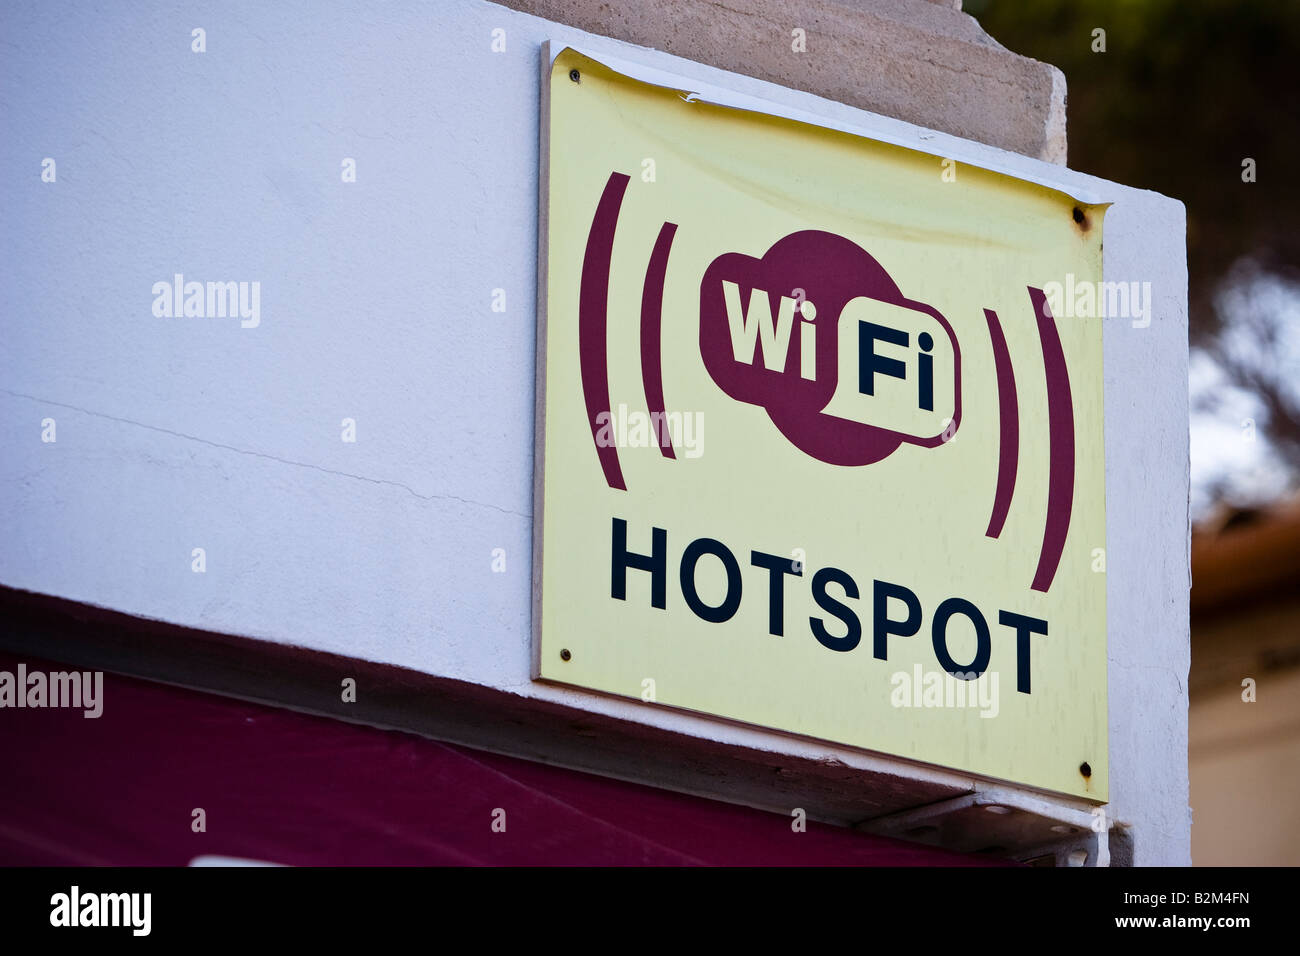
[1028, 287, 1076, 594]
[641, 222, 679, 459]
[984, 307, 1019, 540]
[578, 172, 630, 491]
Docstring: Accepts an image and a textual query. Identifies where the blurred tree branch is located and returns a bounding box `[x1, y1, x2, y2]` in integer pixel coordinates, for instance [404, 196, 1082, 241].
[968, 0, 1300, 343]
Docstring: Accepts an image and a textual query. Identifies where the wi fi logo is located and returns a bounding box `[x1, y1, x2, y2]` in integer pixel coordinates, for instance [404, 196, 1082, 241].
[574, 171, 1079, 595]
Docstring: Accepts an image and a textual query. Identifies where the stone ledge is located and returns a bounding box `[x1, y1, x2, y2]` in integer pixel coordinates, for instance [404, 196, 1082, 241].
[492, 0, 1068, 163]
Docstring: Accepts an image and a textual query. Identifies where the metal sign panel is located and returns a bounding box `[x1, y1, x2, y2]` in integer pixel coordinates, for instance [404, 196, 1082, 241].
[534, 47, 1108, 800]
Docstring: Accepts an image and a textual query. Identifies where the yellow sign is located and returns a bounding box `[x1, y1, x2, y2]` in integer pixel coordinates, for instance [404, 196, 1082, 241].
[534, 47, 1108, 800]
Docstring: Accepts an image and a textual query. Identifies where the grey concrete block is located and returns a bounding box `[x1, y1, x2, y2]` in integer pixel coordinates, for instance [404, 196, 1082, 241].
[492, 0, 1069, 162]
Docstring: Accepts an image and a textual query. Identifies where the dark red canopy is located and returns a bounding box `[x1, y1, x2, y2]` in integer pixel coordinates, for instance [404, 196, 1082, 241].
[0, 652, 1004, 866]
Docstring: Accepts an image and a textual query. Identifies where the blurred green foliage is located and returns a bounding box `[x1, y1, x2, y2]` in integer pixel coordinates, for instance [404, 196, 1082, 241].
[967, 0, 1300, 339]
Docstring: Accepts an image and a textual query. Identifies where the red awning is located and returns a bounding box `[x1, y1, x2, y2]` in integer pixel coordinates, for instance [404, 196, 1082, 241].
[0, 652, 1007, 866]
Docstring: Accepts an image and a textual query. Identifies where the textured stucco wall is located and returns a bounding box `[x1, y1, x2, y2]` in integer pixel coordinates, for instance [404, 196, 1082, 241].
[0, 0, 1188, 862]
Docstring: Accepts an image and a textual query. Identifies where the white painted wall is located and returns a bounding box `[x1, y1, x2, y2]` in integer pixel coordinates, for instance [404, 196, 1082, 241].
[0, 0, 1189, 863]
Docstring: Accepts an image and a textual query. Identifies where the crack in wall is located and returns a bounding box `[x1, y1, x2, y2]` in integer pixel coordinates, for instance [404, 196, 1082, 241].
[1, 388, 530, 519]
